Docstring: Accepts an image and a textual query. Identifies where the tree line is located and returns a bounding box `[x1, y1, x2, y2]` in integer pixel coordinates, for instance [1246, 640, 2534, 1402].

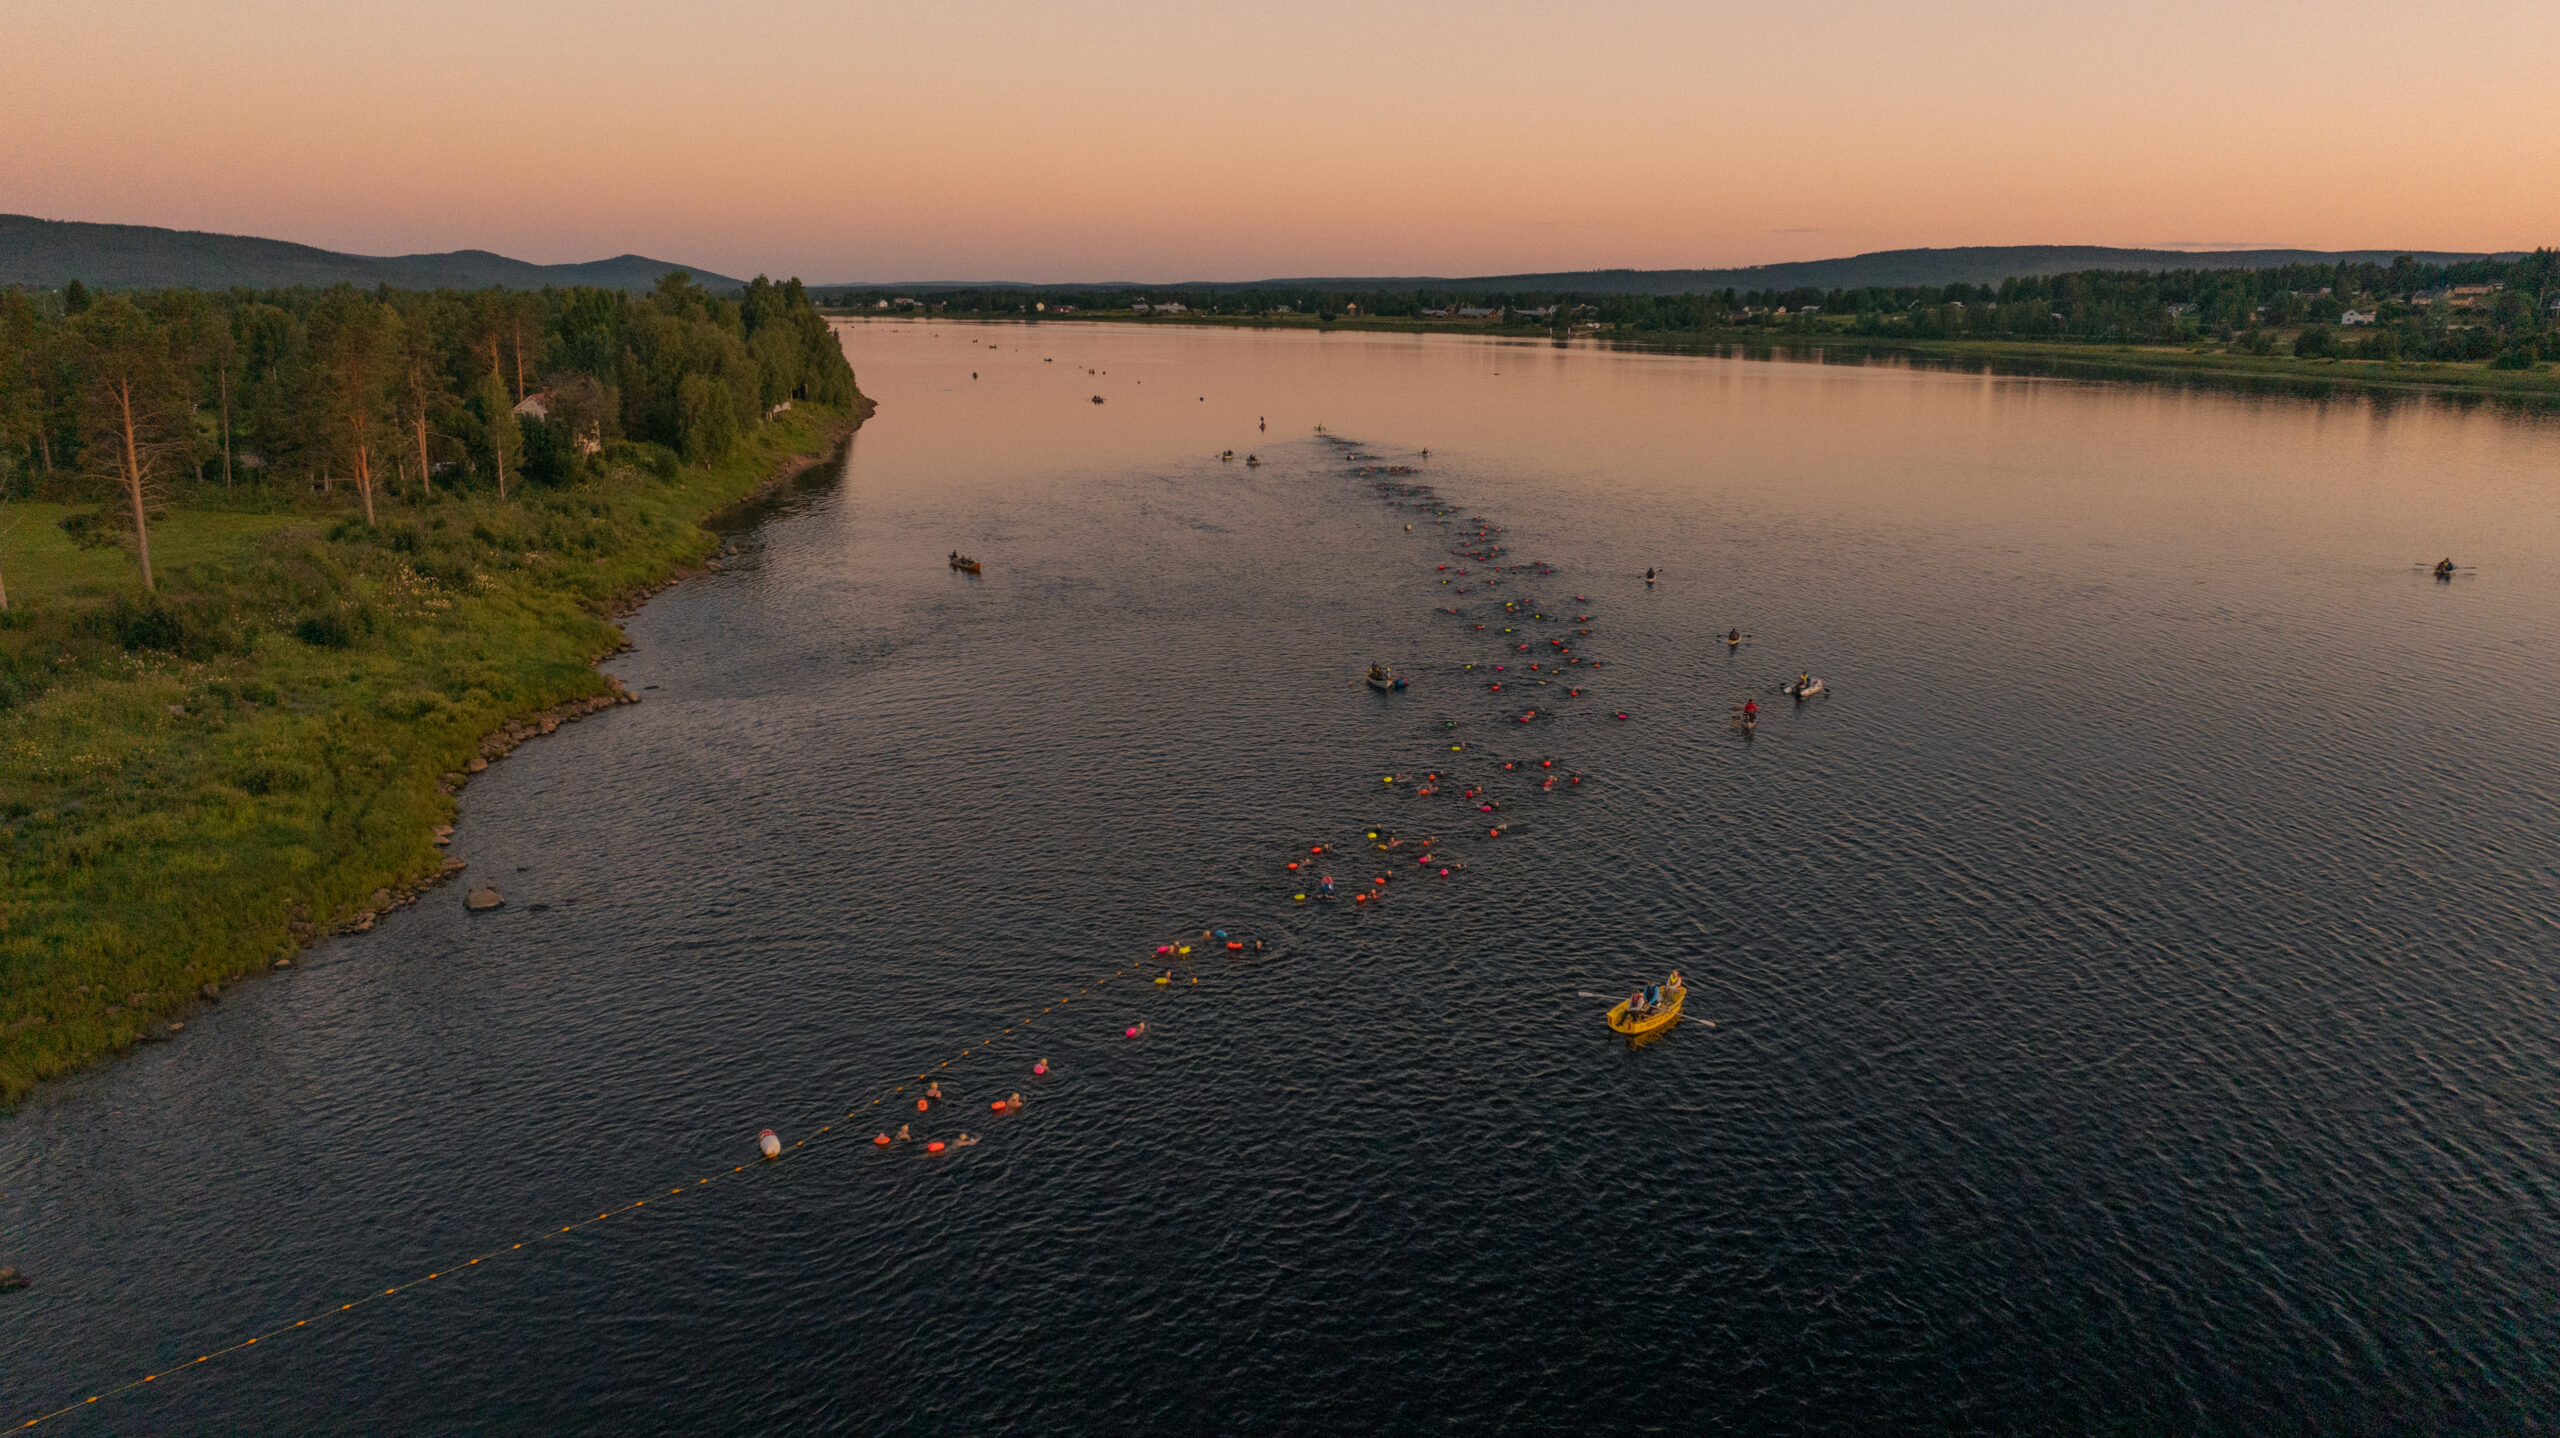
[830, 249, 2560, 363]
[0, 272, 856, 591]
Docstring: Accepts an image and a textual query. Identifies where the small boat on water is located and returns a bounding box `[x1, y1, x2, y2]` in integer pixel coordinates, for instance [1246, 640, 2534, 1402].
[1365, 664, 1407, 692]
[1607, 973, 1686, 1037]
[949, 552, 982, 574]
[1787, 676, 1824, 699]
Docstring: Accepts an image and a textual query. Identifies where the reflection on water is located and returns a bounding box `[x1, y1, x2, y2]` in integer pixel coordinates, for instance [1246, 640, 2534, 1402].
[5, 322, 2557, 1433]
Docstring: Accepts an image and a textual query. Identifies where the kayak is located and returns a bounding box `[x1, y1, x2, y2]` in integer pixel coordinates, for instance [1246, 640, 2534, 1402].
[1606, 983, 1685, 1036]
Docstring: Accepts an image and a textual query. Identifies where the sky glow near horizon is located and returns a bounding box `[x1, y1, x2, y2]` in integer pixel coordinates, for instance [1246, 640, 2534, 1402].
[4, 0, 2555, 284]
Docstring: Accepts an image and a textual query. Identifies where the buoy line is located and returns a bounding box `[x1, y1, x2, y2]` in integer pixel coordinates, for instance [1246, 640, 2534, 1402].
[22, 438, 1624, 1429]
[13, 966, 1155, 1429]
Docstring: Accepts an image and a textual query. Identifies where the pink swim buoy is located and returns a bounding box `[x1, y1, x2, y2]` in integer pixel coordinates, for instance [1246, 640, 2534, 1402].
[1125, 1026, 1139, 1038]
[757, 1129, 781, 1160]
[1033, 1061, 1049, 1076]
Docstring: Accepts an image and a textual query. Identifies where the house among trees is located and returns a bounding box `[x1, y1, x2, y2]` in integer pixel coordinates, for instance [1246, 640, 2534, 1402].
[2340, 309, 2375, 326]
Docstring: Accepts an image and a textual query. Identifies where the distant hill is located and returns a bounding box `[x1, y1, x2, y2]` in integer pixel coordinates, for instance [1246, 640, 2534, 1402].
[831, 245, 2517, 297]
[0, 214, 745, 293]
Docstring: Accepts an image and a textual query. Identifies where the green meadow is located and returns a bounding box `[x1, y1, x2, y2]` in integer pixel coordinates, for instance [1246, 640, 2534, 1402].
[0, 400, 862, 1104]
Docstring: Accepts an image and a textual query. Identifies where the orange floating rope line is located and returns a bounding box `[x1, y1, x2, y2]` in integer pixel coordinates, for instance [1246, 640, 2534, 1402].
[13, 949, 1171, 1430]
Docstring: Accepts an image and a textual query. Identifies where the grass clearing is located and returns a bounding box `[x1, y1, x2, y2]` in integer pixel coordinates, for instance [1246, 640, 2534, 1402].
[0, 400, 865, 1105]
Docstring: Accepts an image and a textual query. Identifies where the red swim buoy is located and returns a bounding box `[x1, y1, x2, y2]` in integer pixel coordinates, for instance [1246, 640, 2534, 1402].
[1227, 941, 1243, 950]
[991, 1101, 1007, 1111]
[916, 1098, 929, 1111]
[927, 1141, 946, 1153]
[874, 1133, 891, 1146]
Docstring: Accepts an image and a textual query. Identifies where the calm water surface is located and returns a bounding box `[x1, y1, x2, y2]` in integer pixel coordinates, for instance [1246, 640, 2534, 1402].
[6, 322, 2559, 1434]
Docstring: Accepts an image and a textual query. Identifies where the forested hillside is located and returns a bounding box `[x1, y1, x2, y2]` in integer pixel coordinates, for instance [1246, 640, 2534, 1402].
[0, 214, 744, 294]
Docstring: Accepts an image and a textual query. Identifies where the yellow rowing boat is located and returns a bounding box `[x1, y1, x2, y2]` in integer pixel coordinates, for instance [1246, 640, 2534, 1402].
[1606, 980, 1685, 1037]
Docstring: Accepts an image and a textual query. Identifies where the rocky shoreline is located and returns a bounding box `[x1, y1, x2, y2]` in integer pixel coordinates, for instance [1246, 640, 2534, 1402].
[253, 413, 868, 970]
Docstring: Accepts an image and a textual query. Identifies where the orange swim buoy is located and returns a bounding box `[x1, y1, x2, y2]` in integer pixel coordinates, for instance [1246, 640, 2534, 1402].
[991, 1100, 1007, 1111]
[927, 1141, 946, 1153]
[917, 1098, 929, 1111]
[1227, 941, 1243, 950]
[874, 1134, 891, 1146]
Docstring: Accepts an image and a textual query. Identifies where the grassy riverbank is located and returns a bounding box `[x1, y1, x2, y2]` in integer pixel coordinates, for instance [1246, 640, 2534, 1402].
[900, 308, 2560, 405]
[0, 397, 866, 1105]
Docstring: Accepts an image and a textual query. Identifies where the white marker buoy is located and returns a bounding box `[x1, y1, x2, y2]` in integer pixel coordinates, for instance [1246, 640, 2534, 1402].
[757, 1129, 781, 1160]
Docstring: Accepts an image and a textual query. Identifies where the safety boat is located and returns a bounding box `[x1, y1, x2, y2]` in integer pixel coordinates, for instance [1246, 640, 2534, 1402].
[949, 553, 982, 574]
[1606, 974, 1686, 1037]
[1787, 676, 1824, 699]
[1366, 665, 1407, 692]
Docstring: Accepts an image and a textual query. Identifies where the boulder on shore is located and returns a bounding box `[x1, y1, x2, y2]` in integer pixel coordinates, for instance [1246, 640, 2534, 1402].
[464, 887, 505, 912]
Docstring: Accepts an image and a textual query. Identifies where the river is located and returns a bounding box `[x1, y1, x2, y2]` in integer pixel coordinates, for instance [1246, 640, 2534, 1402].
[6, 320, 2558, 1433]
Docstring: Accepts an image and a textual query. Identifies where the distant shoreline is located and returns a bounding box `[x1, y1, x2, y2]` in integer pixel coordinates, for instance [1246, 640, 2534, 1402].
[835, 309, 2560, 408]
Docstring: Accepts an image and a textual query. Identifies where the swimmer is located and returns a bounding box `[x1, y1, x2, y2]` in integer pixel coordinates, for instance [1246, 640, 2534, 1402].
[953, 1134, 979, 1147]
[926, 1082, 942, 1100]
[1034, 1059, 1050, 1076]
[1008, 1093, 1024, 1110]
[895, 1124, 912, 1142]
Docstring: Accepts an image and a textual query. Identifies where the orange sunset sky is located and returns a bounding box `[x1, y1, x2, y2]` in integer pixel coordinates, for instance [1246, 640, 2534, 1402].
[5, 0, 2555, 283]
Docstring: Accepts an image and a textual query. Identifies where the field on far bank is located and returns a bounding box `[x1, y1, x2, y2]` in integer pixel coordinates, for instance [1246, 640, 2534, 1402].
[0, 401, 864, 1105]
